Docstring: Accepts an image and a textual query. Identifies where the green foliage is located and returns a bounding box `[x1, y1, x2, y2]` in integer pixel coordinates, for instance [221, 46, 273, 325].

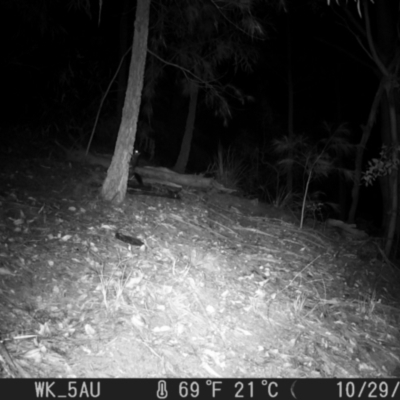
[362, 145, 400, 186]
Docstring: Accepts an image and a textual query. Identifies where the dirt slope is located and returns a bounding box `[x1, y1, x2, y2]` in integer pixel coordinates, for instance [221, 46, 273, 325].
[1, 157, 399, 378]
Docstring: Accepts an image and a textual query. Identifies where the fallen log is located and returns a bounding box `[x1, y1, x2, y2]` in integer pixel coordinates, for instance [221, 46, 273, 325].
[326, 219, 368, 238]
[135, 166, 213, 189]
[59, 145, 223, 190]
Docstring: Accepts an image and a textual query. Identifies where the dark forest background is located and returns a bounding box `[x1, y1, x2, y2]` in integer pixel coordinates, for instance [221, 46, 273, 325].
[1, 0, 398, 255]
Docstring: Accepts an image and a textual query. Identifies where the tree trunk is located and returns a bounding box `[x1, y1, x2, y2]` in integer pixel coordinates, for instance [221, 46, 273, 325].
[347, 78, 385, 223]
[286, 11, 294, 203]
[383, 84, 399, 256]
[173, 81, 199, 173]
[116, 0, 131, 125]
[372, 0, 399, 255]
[334, 63, 348, 221]
[378, 92, 392, 234]
[101, 0, 151, 204]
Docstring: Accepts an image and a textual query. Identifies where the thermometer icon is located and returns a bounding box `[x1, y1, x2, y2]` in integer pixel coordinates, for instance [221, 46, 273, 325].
[157, 380, 168, 399]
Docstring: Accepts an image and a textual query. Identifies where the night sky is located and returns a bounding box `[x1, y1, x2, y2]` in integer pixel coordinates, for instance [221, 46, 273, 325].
[0, 0, 383, 224]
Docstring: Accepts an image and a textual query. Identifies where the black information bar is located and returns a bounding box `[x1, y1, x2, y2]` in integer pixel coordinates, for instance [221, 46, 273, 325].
[0, 378, 399, 400]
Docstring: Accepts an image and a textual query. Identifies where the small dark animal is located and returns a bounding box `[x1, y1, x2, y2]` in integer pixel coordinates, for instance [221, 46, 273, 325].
[130, 149, 143, 186]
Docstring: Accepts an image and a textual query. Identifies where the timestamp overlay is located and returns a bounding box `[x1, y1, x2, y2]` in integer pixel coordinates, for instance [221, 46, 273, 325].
[0, 378, 398, 399]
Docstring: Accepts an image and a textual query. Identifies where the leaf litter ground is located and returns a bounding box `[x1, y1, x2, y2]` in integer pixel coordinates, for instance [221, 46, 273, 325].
[0, 156, 400, 378]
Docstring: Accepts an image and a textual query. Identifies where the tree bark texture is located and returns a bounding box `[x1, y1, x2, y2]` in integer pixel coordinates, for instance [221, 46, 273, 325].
[116, 0, 131, 125]
[101, 0, 151, 204]
[173, 81, 199, 173]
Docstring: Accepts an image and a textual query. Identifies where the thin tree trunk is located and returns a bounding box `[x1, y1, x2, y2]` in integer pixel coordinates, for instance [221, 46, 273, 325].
[116, 0, 131, 125]
[173, 81, 199, 173]
[363, 0, 399, 255]
[101, 0, 151, 204]
[379, 93, 392, 234]
[286, 11, 294, 203]
[334, 62, 348, 221]
[383, 84, 398, 256]
[348, 78, 385, 223]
